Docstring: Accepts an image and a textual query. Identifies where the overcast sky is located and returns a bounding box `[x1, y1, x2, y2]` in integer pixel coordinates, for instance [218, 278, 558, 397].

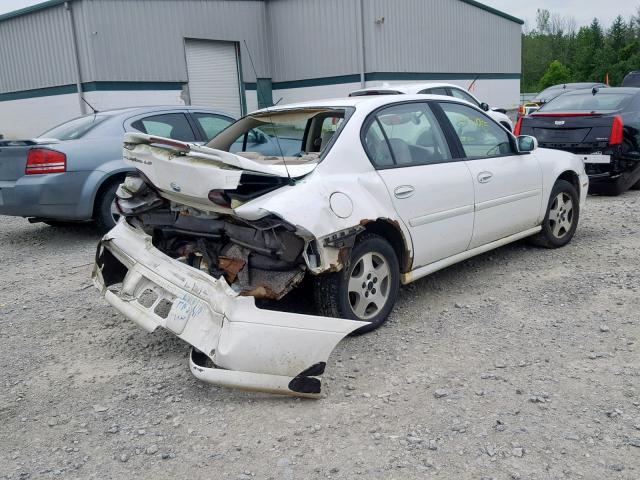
[1, 0, 638, 29]
[480, 0, 638, 29]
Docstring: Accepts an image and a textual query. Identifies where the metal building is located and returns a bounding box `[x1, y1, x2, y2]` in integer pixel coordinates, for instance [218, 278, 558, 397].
[0, 0, 522, 138]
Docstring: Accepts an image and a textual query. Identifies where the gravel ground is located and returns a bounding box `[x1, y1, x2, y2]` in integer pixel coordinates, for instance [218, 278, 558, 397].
[1, 192, 639, 480]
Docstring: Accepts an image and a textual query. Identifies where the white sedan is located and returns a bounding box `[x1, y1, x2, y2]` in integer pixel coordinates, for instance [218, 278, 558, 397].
[349, 82, 514, 131]
[94, 95, 588, 397]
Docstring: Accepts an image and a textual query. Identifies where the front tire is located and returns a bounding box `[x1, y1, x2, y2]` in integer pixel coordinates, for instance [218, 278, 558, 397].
[314, 234, 400, 334]
[529, 179, 579, 248]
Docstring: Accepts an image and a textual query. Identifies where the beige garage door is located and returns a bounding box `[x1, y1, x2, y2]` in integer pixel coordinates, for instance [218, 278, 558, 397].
[184, 39, 242, 116]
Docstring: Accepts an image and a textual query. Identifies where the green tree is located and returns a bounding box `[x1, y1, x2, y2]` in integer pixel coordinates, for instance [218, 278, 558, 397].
[538, 60, 572, 90]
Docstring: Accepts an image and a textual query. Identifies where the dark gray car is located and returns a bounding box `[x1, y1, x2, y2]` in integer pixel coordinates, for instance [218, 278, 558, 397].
[0, 106, 235, 231]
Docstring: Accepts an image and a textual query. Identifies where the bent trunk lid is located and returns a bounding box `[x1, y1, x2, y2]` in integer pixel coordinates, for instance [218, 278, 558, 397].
[122, 133, 318, 212]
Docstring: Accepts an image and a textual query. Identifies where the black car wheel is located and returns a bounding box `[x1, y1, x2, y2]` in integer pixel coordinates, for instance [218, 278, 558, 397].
[314, 234, 399, 335]
[529, 179, 579, 248]
[94, 180, 121, 233]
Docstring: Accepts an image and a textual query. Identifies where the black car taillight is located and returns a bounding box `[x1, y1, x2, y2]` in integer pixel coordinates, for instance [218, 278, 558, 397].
[610, 115, 624, 145]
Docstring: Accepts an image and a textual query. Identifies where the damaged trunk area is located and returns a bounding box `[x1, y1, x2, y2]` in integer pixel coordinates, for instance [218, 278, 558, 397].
[117, 174, 308, 301]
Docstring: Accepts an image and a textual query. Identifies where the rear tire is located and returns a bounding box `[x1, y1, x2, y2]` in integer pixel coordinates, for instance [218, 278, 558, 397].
[94, 180, 121, 233]
[314, 234, 399, 335]
[529, 179, 579, 248]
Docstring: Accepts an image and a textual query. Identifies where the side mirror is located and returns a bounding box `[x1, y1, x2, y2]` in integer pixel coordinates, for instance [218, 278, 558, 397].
[517, 135, 538, 152]
[492, 108, 507, 114]
[480, 102, 490, 112]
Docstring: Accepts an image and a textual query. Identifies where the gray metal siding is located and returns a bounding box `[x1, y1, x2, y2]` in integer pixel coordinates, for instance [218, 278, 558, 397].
[266, 0, 361, 82]
[0, 4, 77, 93]
[76, 0, 270, 84]
[0, 0, 521, 95]
[363, 0, 521, 74]
[0, 0, 270, 94]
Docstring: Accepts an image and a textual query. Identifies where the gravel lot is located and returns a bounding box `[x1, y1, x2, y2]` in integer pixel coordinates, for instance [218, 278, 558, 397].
[1, 192, 639, 480]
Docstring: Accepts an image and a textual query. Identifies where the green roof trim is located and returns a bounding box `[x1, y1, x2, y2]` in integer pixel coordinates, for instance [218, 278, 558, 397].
[0, 0, 67, 22]
[458, 0, 524, 25]
[0, 81, 184, 102]
[244, 72, 521, 90]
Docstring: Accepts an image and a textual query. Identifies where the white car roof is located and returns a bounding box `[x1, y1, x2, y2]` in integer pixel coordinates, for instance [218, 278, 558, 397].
[349, 82, 465, 96]
[250, 94, 466, 114]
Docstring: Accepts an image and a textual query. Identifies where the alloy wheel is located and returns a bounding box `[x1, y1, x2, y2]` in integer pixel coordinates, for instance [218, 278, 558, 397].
[347, 251, 391, 320]
[549, 192, 573, 239]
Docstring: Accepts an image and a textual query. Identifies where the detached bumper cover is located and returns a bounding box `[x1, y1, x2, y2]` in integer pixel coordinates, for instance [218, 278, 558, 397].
[92, 220, 365, 397]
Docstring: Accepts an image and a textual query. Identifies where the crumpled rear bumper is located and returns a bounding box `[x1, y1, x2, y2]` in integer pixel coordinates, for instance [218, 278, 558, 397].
[92, 220, 366, 397]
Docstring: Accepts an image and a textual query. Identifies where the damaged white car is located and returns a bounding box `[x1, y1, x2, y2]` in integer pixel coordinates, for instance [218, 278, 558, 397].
[93, 95, 588, 397]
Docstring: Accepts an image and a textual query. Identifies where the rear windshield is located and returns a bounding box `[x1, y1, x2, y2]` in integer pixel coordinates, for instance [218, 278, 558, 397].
[40, 114, 108, 140]
[532, 87, 565, 103]
[622, 73, 640, 87]
[208, 107, 353, 162]
[540, 91, 634, 113]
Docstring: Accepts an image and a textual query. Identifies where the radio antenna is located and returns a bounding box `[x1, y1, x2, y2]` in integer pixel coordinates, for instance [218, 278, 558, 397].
[242, 40, 293, 185]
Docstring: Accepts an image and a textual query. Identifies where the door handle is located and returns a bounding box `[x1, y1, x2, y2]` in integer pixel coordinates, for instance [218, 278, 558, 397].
[477, 171, 493, 183]
[394, 185, 415, 199]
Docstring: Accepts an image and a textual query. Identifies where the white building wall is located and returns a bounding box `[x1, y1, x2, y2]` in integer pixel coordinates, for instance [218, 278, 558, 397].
[245, 90, 259, 113]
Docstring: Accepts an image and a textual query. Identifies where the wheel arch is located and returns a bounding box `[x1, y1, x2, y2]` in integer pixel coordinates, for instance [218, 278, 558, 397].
[92, 170, 128, 218]
[359, 218, 412, 273]
[556, 170, 580, 195]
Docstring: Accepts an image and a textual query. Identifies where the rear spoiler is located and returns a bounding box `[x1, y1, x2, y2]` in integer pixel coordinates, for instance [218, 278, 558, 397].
[0, 139, 38, 147]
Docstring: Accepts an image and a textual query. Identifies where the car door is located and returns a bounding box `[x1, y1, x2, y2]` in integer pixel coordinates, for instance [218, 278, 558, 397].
[434, 101, 542, 249]
[362, 101, 475, 268]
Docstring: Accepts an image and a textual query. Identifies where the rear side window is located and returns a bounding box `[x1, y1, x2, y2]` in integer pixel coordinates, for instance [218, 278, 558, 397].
[438, 102, 513, 158]
[541, 92, 635, 112]
[131, 113, 196, 142]
[449, 88, 480, 107]
[419, 87, 448, 96]
[363, 103, 451, 168]
[192, 113, 233, 141]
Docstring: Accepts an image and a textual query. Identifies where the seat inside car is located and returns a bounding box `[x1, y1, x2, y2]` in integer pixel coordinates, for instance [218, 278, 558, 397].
[387, 138, 413, 165]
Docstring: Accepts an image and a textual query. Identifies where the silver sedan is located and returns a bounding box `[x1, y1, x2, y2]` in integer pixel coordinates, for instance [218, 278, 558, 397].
[0, 106, 234, 231]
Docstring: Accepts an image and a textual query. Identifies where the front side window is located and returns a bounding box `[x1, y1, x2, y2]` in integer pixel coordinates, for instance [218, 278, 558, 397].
[192, 113, 234, 141]
[438, 102, 513, 158]
[363, 103, 451, 168]
[449, 88, 480, 107]
[131, 113, 196, 142]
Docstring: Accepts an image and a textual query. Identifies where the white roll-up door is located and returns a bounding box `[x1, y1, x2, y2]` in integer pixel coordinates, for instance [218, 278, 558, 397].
[184, 39, 242, 117]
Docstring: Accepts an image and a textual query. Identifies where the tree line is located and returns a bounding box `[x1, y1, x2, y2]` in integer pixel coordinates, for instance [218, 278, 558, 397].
[522, 7, 640, 92]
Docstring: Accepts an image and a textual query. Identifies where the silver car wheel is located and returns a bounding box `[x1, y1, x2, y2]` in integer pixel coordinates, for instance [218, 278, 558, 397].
[549, 192, 573, 239]
[347, 251, 391, 320]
